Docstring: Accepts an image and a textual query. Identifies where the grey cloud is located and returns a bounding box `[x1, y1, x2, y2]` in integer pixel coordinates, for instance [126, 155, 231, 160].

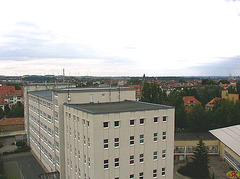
[0, 21, 133, 65]
[192, 56, 240, 76]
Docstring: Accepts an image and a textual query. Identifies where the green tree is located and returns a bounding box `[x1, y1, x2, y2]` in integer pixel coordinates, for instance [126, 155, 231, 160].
[7, 102, 24, 118]
[0, 108, 4, 119]
[141, 82, 166, 104]
[186, 104, 210, 132]
[178, 137, 210, 179]
[191, 137, 210, 178]
[16, 141, 26, 149]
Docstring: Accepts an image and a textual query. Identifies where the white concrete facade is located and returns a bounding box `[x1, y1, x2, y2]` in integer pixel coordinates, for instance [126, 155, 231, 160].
[64, 101, 175, 179]
[24, 84, 137, 178]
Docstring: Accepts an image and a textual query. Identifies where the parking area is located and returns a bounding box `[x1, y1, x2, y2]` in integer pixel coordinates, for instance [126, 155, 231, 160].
[0, 136, 45, 179]
[3, 152, 45, 179]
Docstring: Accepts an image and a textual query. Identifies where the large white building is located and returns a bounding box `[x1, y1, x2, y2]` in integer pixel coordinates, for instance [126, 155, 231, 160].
[24, 83, 175, 179]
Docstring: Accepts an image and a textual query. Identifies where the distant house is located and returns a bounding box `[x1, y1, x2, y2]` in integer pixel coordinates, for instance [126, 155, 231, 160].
[221, 90, 239, 103]
[0, 85, 24, 110]
[183, 96, 201, 111]
[0, 117, 24, 132]
[205, 97, 221, 110]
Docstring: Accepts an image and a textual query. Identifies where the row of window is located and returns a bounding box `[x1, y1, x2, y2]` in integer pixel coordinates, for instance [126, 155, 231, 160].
[29, 106, 53, 123]
[104, 151, 166, 168]
[103, 116, 167, 128]
[104, 164, 166, 178]
[30, 134, 56, 165]
[29, 96, 52, 110]
[103, 133, 166, 149]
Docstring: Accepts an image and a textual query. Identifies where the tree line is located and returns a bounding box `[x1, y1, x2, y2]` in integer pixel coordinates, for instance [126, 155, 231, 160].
[0, 102, 24, 119]
[140, 81, 240, 132]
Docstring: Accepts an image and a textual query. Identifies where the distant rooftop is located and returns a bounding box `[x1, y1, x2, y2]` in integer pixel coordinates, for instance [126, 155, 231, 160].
[24, 83, 74, 86]
[29, 90, 52, 100]
[64, 100, 174, 114]
[53, 87, 135, 93]
[175, 132, 217, 141]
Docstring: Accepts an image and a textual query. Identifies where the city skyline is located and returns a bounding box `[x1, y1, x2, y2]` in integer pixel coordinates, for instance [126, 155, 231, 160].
[0, 0, 240, 76]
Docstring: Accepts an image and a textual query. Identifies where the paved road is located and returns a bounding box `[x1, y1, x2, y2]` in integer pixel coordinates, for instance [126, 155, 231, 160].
[3, 152, 45, 179]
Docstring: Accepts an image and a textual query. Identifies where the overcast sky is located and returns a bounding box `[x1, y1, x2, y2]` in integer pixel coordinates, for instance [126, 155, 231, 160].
[0, 0, 240, 76]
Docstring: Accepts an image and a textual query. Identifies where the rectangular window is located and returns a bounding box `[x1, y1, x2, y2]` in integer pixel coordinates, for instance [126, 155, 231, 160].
[84, 155, 86, 164]
[88, 138, 90, 147]
[82, 119, 85, 125]
[153, 169, 157, 178]
[154, 117, 158, 123]
[130, 136, 134, 145]
[56, 155, 60, 165]
[140, 118, 145, 125]
[162, 150, 166, 159]
[130, 155, 134, 165]
[103, 122, 109, 128]
[55, 141, 59, 152]
[163, 116, 167, 122]
[153, 151, 158, 160]
[154, 133, 158, 142]
[55, 127, 59, 137]
[130, 174, 134, 179]
[88, 158, 90, 167]
[78, 132, 80, 141]
[87, 121, 90, 127]
[104, 159, 109, 169]
[114, 121, 120, 127]
[114, 138, 119, 148]
[162, 168, 166, 176]
[104, 139, 108, 149]
[139, 154, 144, 163]
[74, 130, 76, 139]
[55, 112, 58, 121]
[140, 134, 144, 144]
[139, 172, 143, 179]
[78, 150, 80, 159]
[130, 119, 135, 126]
[83, 135, 86, 144]
[162, 131, 167, 140]
[115, 158, 119, 167]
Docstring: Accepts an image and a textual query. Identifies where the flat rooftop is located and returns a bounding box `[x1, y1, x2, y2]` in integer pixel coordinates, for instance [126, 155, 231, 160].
[53, 87, 135, 93]
[175, 132, 217, 141]
[29, 90, 52, 100]
[64, 100, 174, 114]
[24, 83, 73, 86]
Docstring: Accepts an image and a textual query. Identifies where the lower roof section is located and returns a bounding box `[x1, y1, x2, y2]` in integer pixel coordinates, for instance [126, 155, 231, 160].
[64, 100, 174, 114]
[210, 125, 240, 156]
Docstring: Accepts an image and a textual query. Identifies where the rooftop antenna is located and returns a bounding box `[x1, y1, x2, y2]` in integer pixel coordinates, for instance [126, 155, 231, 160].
[63, 68, 65, 82]
[109, 81, 112, 102]
[118, 86, 120, 102]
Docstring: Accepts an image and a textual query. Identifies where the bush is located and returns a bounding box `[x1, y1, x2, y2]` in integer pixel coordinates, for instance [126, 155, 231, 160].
[16, 141, 26, 148]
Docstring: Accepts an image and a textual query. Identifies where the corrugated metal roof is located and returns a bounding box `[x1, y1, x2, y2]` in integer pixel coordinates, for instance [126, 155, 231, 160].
[210, 125, 240, 156]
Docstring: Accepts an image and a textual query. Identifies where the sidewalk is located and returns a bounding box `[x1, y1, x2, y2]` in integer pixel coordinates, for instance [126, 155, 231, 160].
[0, 130, 25, 137]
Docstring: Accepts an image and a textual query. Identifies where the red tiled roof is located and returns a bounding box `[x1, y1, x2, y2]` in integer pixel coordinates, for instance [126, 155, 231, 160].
[183, 96, 201, 105]
[0, 117, 24, 126]
[205, 98, 221, 108]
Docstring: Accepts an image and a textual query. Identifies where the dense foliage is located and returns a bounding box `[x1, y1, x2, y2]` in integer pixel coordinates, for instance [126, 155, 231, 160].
[140, 81, 240, 132]
[0, 102, 24, 119]
[178, 137, 210, 179]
